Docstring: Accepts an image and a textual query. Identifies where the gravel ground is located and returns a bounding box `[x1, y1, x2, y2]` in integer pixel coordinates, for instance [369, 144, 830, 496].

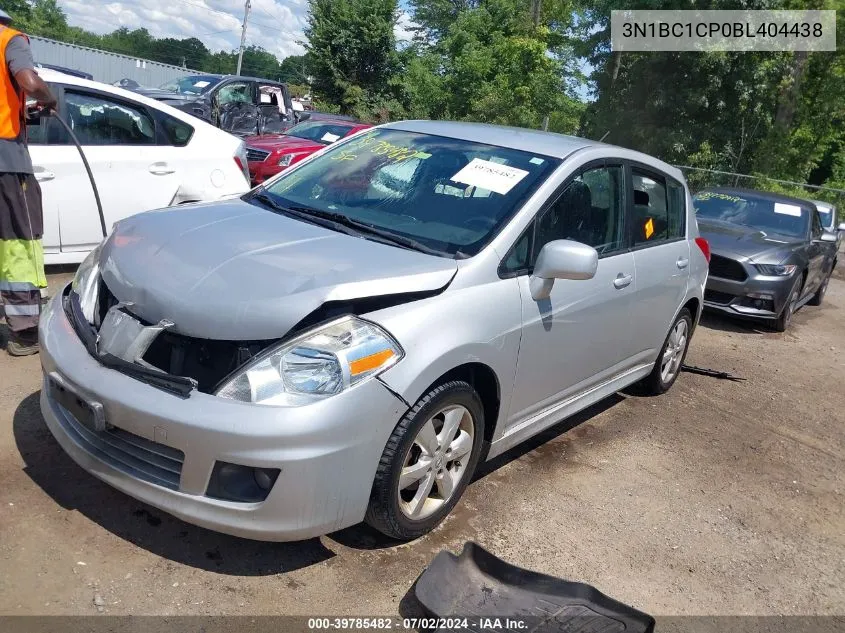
[0, 267, 843, 618]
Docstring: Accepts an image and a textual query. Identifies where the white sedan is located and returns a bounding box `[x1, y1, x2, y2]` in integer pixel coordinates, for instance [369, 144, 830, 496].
[28, 69, 252, 264]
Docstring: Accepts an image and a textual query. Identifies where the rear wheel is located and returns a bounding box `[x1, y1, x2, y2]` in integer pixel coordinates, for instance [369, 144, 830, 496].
[640, 308, 692, 395]
[366, 381, 485, 540]
[807, 273, 830, 306]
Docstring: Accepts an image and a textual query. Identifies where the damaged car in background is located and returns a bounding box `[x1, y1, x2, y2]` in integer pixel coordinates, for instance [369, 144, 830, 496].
[695, 188, 838, 331]
[39, 121, 708, 541]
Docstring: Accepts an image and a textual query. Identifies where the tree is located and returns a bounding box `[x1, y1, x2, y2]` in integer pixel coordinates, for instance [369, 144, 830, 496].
[304, 0, 401, 117]
[401, 0, 583, 131]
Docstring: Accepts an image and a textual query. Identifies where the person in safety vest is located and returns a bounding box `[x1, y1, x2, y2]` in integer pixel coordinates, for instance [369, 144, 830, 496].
[0, 9, 56, 356]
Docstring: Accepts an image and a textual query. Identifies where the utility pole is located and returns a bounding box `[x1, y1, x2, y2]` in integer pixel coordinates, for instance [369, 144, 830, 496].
[531, 0, 549, 131]
[236, 0, 251, 76]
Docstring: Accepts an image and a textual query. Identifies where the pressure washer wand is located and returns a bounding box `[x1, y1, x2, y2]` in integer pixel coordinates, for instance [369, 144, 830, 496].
[31, 107, 107, 238]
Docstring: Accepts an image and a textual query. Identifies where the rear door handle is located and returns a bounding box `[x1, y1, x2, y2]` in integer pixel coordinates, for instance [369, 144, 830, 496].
[33, 167, 54, 182]
[677, 257, 689, 269]
[148, 162, 175, 175]
[613, 273, 633, 289]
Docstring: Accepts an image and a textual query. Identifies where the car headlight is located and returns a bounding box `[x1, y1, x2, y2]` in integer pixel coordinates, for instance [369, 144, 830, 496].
[72, 245, 101, 324]
[216, 316, 403, 406]
[755, 264, 797, 276]
[278, 152, 308, 167]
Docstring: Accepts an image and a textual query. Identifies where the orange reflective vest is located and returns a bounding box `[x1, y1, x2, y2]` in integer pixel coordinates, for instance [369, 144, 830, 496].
[0, 26, 28, 140]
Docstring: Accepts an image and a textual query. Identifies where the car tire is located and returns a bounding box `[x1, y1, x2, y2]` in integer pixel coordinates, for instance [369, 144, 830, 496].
[807, 273, 830, 306]
[639, 308, 693, 395]
[365, 380, 485, 541]
[774, 276, 803, 332]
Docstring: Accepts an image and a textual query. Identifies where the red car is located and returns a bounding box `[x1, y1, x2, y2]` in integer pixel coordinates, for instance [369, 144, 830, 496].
[245, 119, 372, 185]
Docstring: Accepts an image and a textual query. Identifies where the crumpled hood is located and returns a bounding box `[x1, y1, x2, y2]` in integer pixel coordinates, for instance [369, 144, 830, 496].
[99, 199, 457, 340]
[698, 219, 803, 261]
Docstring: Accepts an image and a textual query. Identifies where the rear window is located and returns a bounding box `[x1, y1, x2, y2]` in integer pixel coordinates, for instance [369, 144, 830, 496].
[693, 191, 810, 238]
[286, 121, 354, 145]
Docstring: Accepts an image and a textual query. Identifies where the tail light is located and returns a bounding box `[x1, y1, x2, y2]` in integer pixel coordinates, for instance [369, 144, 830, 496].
[695, 237, 711, 263]
[234, 142, 250, 185]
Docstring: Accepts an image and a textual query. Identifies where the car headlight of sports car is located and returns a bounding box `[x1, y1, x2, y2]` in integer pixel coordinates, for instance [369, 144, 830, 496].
[72, 244, 101, 324]
[755, 264, 797, 276]
[216, 316, 403, 406]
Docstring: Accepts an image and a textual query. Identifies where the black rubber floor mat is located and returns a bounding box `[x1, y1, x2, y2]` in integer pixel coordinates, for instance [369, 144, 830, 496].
[414, 542, 655, 633]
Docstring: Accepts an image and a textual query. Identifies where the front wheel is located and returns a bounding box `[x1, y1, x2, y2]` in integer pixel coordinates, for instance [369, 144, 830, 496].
[807, 273, 830, 306]
[366, 381, 485, 540]
[774, 277, 803, 332]
[639, 308, 692, 395]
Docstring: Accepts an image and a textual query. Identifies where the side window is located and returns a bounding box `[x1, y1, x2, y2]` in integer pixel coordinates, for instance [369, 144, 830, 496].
[534, 165, 625, 258]
[500, 228, 533, 276]
[812, 211, 823, 238]
[216, 81, 252, 106]
[25, 98, 47, 145]
[631, 170, 669, 246]
[65, 90, 155, 145]
[160, 114, 194, 147]
[667, 180, 687, 238]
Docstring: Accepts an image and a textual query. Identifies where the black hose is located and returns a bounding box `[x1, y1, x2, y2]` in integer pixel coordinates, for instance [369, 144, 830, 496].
[43, 111, 107, 238]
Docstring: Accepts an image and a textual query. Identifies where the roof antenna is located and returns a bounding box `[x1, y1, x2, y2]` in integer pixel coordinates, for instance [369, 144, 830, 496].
[599, 131, 610, 142]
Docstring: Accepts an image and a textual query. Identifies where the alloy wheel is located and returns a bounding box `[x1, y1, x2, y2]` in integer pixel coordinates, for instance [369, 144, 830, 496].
[397, 405, 475, 520]
[660, 319, 688, 384]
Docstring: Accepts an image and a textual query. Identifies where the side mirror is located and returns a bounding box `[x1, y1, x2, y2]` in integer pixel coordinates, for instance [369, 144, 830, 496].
[819, 231, 837, 243]
[529, 239, 598, 301]
[297, 111, 311, 122]
[838, 222, 845, 232]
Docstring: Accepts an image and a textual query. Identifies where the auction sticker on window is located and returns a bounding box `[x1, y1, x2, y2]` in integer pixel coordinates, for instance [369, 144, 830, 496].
[321, 132, 341, 142]
[451, 158, 529, 195]
[774, 202, 802, 217]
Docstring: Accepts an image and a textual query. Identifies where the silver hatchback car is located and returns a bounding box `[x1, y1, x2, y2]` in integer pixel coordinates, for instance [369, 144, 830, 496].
[40, 121, 709, 541]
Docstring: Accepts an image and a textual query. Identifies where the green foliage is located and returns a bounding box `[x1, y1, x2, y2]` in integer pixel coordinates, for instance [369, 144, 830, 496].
[304, 0, 401, 117]
[396, 0, 583, 130]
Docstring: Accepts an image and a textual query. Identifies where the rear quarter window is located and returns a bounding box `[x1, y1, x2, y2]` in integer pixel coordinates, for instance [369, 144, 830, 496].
[160, 114, 194, 147]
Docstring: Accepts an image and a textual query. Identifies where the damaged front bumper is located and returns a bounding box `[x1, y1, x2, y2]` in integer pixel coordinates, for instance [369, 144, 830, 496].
[38, 290, 407, 541]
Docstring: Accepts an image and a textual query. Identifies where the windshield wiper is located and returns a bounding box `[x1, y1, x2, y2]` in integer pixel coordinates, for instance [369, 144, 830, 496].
[284, 204, 449, 257]
[250, 192, 451, 257]
[250, 191, 359, 234]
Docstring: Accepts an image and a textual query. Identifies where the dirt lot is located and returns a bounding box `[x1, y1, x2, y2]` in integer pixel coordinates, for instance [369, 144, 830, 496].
[0, 268, 843, 619]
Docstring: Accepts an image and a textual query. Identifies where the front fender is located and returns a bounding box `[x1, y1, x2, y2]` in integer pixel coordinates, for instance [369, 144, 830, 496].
[367, 278, 523, 441]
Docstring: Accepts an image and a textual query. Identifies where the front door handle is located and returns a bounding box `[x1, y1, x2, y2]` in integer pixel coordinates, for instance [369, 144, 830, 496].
[676, 257, 689, 269]
[148, 162, 175, 175]
[613, 273, 633, 289]
[33, 167, 55, 182]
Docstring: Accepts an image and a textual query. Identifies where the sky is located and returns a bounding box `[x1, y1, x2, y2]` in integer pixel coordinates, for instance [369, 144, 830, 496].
[59, 0, 418, 62]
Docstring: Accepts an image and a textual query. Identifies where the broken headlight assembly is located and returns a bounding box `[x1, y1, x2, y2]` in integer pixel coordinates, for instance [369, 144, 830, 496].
[72, 244, 101, 324]
[215, 316, 403, 406]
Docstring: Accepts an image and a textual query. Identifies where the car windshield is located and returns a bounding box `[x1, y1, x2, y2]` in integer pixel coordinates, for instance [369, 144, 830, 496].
[286, 121, 355, 145]
[814, 204, 833, 227]
[254, 128, 559, 258]
[693, 191, 810, 238]
[159, 76, 220, 95]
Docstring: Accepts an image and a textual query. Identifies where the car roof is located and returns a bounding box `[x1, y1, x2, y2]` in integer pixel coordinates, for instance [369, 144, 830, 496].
[381, 120, 683, 176]
[383, 120, 607, 159]
[811, 199, 835, 210]
[34, 68, 237, 140]
[700, 187, 818, 210]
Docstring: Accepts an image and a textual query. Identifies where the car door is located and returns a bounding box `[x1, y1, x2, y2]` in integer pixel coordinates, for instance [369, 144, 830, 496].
[626, 166, 690, 362]
[806, 211, 827, 294]
[506, 162, 640, 426]
[212, 79, 259, 135]
[24, 87, 61, 257]
[51, 86, 180, 254]
[257, 82, 290, 135]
